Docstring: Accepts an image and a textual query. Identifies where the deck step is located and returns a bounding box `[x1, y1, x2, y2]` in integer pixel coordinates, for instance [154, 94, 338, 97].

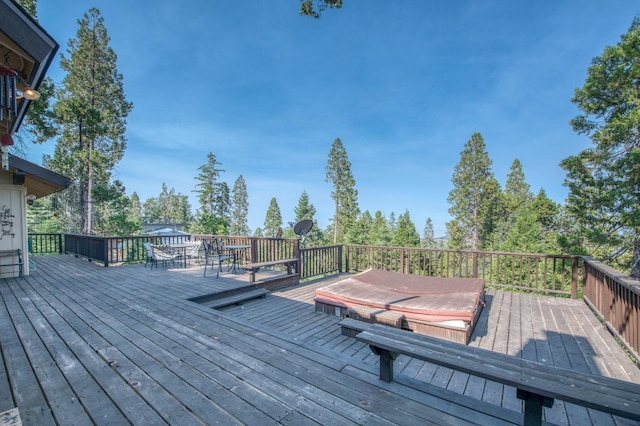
[200, 288, 269, 309]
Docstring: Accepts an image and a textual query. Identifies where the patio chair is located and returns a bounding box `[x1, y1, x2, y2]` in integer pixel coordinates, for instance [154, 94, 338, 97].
[203, 239, 230, 278]
[143, 242, 155, 269]
[185, 241, 203, 264]
[151, 244, 180, 268]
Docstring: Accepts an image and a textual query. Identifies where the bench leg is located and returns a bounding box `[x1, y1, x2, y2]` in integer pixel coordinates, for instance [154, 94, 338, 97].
[517, 389, 554, 426]
[369, 345, 398, 382]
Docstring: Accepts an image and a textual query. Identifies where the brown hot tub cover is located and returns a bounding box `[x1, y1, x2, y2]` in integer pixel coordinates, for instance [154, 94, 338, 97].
[314, 269, 485, 323]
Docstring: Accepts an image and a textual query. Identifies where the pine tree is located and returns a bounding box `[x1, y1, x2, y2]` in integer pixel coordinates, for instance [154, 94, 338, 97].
[346, 211, 373, 245]
[488, 159, 532, 250]
[391, 210, 420, 247]
[46, 8, 132, 234]
[370, 211, 392, 246]
[229, 175, 250, 236]
[215, 181, 231, 224]
[142, 183, 191, 226]
[504, 159, 533, 215]
[193, 152, 224, 216]
[263, 198, 283, 237]
[293, 191, 322, 246]
[325, 138, 359, 243]
[446, 133, 500, 250]
[127, 192, 143, 232]
[92, 180, 140, 236]
[13, 0, 57, 152]
[421, 218, 437, 248]
[561, 18, 640, 277]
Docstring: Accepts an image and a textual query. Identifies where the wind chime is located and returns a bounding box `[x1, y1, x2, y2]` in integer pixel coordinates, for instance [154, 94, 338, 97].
[0, 66, 17, 170]
[0, 66, 18, 122]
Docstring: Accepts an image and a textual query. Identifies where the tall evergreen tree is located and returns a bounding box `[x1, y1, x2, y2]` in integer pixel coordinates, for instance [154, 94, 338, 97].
[229, 175, 250, 236]
[446, 133, 500, 250]
[127, 192, 143, 233]
[488, 159, 531, 250]
[346, 211, 373, 245]
[193, 152, 224, 216]
[46, 8, 132, 234]
[293, 191, 322, 246]
[504, 159, 533, 216]
[263, 198, 283, 237]
[421, 218, 437, 248]
[391, 210, 420, 247]
[368, 211, 392, 246]
[142, 183, 191, 226]
[92, 180, 140, 236]
[325, 138, 359, 243]
[561, 18, 640, 277]
[13, 0, 58, 152]
[294, 191, 316, 222]
[215, 181, 231, 224]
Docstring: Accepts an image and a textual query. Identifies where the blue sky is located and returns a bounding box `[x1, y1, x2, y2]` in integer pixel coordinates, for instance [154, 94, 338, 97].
[25, 1, 640, 236]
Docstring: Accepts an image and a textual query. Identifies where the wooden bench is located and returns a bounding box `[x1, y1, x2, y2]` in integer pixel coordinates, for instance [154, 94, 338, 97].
[341, 318, 640, 425]
[0, 249, 22, 278]
[241, 258, 298, 283]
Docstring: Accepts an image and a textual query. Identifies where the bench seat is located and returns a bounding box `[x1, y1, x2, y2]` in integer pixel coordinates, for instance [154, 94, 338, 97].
[241, 258, 298, 283]
[0, 249, 22, 278]
[344, 319, 640, 425]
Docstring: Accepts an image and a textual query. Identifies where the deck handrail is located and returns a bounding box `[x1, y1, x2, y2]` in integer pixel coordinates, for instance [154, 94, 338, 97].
[344, 244, 582, 298]
[582, 256, 640, 360]
[29, 233, 640, 356]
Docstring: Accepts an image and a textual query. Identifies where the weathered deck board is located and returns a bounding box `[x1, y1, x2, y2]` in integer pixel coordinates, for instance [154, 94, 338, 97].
[224, 273, 640, 425]
[1, 255, 639, 425]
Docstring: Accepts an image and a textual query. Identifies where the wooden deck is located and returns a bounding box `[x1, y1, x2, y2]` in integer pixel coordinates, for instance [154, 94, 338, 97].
[1, 255, 638, 425]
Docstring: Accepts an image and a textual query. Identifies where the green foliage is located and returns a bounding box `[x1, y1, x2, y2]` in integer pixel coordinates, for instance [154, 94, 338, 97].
[16, 0, 37, 17]
[27, 196, 62, 233]
[346, 210, 373, 245]
[189, 213, 227, 235]
[299, 0, 342, 18]
[391, 210, 420, 247]
[229, 175, 250, 236]
[92, 180, 141, 236]
[143, 183, 191, 225]
[446, 133, 501, 250]
[370, 211, 393, 246]
[293, 191, 323, 246]
[561, 17, 640, 276]
[263, 197, 283, 237]
[193, 152, 224, 216]
[325, 138, 359, 243]
[421, 218, 437, 248]
[46, 7, 132, 234]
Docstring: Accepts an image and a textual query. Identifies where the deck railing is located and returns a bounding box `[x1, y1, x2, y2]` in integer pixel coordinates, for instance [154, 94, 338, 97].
[29, 233, 640, 355]
[582, 257, 640, 360]
[345, 245, 582, 298]
[28, 233, 64, 254]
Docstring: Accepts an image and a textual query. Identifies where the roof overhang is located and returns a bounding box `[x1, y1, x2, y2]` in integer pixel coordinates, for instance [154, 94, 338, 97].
[8, 154, 71, 198]
[0, 0, 59, 135]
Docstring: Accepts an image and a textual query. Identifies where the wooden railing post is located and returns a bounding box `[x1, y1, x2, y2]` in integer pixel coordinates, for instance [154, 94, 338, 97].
[342, 245, 347, 273]
[472, 252, 478, 278]
[571, 257, 578, 299]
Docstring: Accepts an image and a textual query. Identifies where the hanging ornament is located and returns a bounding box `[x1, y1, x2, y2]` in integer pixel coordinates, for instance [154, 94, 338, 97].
[0, 67, 18, 122]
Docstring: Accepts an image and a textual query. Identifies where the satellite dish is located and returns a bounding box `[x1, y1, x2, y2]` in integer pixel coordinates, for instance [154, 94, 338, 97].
[293, 219, 313, 247]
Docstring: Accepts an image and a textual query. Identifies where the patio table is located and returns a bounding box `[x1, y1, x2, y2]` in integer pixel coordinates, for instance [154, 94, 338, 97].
[168, 243, 189, 268]
[224, 244, 251, 273]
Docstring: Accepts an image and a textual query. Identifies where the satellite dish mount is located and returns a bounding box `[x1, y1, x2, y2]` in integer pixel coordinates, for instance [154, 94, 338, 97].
[293, 219, 314, 248]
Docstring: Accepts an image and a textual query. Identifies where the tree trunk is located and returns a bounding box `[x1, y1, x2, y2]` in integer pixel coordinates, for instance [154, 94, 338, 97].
[85, 139, 94, 235]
